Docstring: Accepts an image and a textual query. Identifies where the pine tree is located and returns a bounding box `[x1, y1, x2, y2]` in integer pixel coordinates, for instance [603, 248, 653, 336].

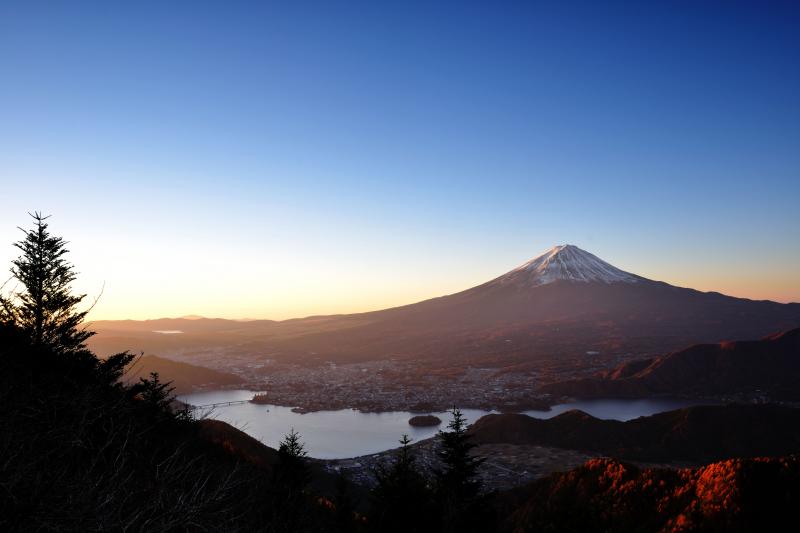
[435, 407, 489, 533]
[138, 371, 175, 411]
[0, 213, 93, 356]
[276, 427, 310, 491]
[270, 428, 312, 530]
[436, 408, 484, 498]
[1, 214, 139, 390]
[369, 434, 436, 533]
[278, 428, 307, 458]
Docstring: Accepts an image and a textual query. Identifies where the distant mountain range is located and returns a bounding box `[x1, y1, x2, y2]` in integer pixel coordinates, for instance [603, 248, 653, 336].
[89, 245, 800, 377]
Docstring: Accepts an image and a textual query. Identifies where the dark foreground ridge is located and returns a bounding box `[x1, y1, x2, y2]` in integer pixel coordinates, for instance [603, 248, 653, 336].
[470, 404, 800, 463]
[0, 323, 354, 532]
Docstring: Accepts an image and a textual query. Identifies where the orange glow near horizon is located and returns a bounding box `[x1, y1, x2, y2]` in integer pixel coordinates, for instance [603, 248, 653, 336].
[2, 218, 797, 322]
[80, 269, 799, 322]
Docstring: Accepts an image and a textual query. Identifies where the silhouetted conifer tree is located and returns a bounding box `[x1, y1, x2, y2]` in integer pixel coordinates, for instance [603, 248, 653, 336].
[436, 408, 483, 497]
[369, 434, 436, 533]
[0, 213, 93, 356]
[0, 216, 282, 531]
[137, 371, 175, 410]
[277, 427, 310, 487]
[0, 213, 135, 384]
[435, 407, 490, 533]
[271, 428, 312, 531]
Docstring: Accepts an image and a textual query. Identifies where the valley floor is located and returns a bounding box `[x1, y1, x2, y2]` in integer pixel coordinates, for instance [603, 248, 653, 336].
[319, 437, 592, 492]
[318, 437, 699, 493]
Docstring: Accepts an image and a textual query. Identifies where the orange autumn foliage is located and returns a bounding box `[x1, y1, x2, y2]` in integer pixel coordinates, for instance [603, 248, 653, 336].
[500, 456, 800, 532]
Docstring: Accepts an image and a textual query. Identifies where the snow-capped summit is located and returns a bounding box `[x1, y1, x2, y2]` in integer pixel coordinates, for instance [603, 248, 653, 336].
[495, 244, 640, 287]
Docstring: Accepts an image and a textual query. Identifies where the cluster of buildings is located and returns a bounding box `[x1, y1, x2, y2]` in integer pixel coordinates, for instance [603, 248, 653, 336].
[317, 437, 593, 492]
[238, 360, 551, 413]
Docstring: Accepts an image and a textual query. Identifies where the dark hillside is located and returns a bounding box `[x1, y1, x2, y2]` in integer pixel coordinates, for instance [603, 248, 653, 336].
[0, 324, 348, 532]
[125, 354, 244, 394]
[470, 404, 800, 463]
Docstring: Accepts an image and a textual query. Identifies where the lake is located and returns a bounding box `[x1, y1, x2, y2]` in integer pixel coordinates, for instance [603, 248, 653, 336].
[178, 390, 709, 459]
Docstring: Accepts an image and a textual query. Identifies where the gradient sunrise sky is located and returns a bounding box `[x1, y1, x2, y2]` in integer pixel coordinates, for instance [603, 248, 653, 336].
[1, 2, 798, 320]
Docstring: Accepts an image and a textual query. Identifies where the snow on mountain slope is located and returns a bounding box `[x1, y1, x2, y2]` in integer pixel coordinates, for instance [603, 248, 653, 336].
[493, 244, 641, 287]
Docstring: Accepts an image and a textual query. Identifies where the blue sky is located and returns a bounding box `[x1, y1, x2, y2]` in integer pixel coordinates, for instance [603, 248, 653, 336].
[1, 1, 798, 319]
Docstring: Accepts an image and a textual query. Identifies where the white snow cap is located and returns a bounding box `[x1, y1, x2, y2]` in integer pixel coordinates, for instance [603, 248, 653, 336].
[499, 244, 639, 286]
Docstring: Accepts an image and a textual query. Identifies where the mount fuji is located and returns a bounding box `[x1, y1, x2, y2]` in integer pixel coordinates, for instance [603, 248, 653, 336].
[490, 244, 641, 287]
[90, 245, 800, 376]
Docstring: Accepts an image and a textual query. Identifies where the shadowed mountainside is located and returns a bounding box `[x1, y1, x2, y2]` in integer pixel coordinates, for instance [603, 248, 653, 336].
[197, 419, 280, 469]
[124, 354, 244, 394]
[0, 324, 350, 532]
[540, 328, 800, 400]
[470, 404, 800, 463]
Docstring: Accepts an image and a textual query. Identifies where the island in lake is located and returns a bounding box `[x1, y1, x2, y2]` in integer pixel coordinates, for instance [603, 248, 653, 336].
[409, 415, 442, 427]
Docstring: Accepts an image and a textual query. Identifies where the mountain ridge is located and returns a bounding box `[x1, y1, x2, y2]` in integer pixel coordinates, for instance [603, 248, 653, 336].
[469, 403, 800, 463]
[540, 327, 800, 400]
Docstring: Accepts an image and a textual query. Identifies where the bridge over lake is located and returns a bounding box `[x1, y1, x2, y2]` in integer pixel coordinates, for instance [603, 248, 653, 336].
[187, 400, 250, 410]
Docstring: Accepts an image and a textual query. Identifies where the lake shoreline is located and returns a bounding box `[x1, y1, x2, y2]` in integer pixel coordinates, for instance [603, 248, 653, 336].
[179, 389, 719, 459]
[246, 389, 553, 414]
[189, 385, 726, 417]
